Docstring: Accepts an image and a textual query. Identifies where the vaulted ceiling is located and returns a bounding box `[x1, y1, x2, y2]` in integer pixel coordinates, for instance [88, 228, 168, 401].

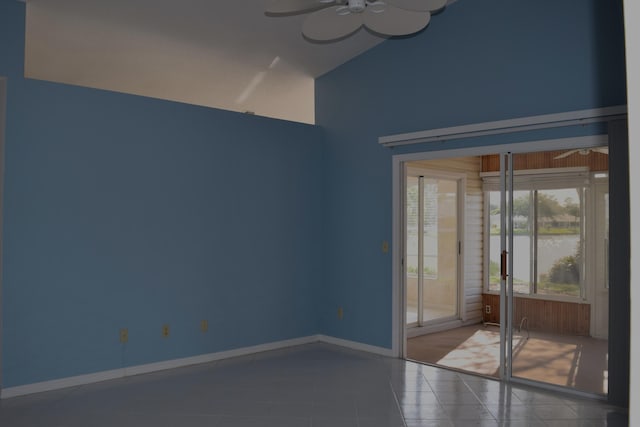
[23, 0, 392, 124]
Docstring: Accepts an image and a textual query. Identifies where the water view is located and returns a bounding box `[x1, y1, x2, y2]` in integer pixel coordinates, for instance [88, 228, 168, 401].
[489, 234, 580, 295]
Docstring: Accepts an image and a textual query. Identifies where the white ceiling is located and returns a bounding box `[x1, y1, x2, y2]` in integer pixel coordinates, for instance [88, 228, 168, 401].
[23, 0, 388, 124]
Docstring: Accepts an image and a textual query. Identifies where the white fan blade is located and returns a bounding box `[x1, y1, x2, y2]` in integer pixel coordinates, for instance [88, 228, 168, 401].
[266, 0, 333, 15]
[302, 7, 363, 41]
[554, 149, 579, 159]
[386, 0, 447, 12]
[593, 147, 609, 155]
[363, 5, 430, 37]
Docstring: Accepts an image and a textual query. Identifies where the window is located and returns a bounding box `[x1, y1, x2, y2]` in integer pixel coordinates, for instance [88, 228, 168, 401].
[484, 172, 589, 299]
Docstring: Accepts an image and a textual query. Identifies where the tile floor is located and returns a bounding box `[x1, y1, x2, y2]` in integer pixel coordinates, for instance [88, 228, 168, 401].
[0, 343, 629, 426]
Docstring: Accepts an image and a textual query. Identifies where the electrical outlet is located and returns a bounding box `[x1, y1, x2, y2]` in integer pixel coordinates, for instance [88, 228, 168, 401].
[119, 328, 128, 343]
[485, 305, 492, 314]
[162, 324, 170, 338]
[381, 240, 389, 253]
[337, 307, 344, 320]
[200, 319, 208, 332]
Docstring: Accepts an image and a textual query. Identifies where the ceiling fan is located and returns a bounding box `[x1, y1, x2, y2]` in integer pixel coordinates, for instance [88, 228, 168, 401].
[266, 0, 448, 42]
[553, 147, 609, 159]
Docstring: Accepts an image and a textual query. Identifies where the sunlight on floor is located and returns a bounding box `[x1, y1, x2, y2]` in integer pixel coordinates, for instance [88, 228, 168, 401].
[422, 326, 608, 394]
[511, 337, 580, 387]
[436, 329, 501, 375]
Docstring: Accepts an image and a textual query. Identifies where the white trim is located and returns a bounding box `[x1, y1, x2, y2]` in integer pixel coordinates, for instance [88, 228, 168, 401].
[122, 335, 316, 377]
[624, 0, 639, 420]
[0, 335, 395, 399]
[1, 335, 318, 399]
[379, 106, 627, 147]
[392, 135, 608, 163]
[404, 168, 467, 326]
[317, 335, 395, 357]
[1, 368, 126, 399]
[392, 159, 404, 357]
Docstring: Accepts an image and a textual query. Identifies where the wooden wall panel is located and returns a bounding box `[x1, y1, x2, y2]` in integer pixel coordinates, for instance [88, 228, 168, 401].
[482, 151, 608, 172]
[481, 293, 591, 336]
[412, 157, 484, 193]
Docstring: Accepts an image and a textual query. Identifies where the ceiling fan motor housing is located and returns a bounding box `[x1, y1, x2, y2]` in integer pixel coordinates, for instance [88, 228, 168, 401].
[348, 0, 366, 12]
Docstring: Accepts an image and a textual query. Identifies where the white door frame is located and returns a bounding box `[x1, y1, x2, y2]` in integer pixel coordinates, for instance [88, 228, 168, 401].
[404, 167, 466, 333]
[391, 134, 609, 358]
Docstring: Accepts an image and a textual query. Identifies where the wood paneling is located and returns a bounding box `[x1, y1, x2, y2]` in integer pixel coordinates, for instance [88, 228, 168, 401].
[412, 156, 484, 193]
[482, 151, 608, 172]
[482, 293, 591, 336]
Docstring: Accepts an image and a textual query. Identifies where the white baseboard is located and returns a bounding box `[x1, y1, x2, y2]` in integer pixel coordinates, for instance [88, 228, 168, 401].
[0, 335, 318, 399]
[0, 334, 394, 399]
[122, 335, 318, 378]
[317, 334, 395, 357]
[1, 367, 127, 399]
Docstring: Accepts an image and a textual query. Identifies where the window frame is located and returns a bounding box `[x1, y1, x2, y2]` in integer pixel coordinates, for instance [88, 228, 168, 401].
[482, 168, 592, 303]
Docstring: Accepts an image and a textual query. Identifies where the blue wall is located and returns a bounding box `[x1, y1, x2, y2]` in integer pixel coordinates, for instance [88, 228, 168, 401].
[315, 0, 627, 348]
[1, 1, 324, 387]
[0, 0, 629, 389]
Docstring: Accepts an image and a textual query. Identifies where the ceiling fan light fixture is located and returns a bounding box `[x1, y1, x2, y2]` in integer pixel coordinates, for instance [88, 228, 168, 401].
[367, 1, 387, 13]
[348, 0, 366, 13]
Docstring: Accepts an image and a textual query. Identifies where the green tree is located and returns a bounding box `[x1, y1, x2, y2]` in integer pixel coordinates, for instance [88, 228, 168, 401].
[564, 197, 580, 221]
[513, 195, 530, 218]
[536, 193, 563, 221]
[547, 255, 579, 284]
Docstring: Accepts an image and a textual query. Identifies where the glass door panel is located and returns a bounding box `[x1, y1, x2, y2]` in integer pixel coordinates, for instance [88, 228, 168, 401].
[405, 172, 460, 328]
[421, 177, 459, 323]
[406, 176, 420, 325]
[506, 147, 609, 396]
[405, 159, 493, 378]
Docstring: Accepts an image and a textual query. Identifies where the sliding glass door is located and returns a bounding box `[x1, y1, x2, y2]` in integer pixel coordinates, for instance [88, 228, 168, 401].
[406, 170, 461, 328]
[496, 148, 610, 395]
[402, 145, 609, 396]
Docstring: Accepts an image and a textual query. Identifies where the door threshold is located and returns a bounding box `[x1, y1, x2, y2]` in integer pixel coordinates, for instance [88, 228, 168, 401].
[405, 357, 499, 381]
